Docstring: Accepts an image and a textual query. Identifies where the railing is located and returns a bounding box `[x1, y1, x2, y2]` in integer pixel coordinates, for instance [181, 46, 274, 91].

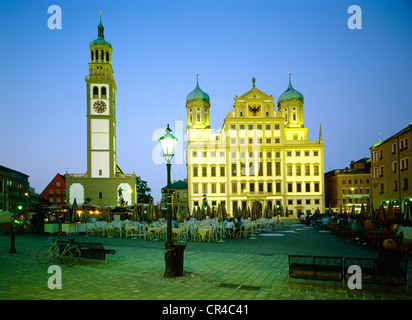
[284, 139, 322, 145]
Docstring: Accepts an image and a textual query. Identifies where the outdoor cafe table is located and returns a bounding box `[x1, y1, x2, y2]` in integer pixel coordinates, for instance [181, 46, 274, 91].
[87, 225, 100, 236]
[172, 227, 186, 241]
[124, 225, 137, 238]
[147, 227, 162, 240]
[198, 227, 212, 242]
[105, 225, 119, 237]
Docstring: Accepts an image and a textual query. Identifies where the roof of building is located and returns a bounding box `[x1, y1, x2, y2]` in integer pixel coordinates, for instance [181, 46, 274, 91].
[89, 15, 112, 49]
[186, 74, 210, 103]
[277, 73, 304, 105]
[163, 180, 188, 190]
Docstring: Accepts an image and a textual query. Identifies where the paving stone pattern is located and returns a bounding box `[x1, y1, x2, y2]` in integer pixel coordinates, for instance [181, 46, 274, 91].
[0, 220, 411, 300]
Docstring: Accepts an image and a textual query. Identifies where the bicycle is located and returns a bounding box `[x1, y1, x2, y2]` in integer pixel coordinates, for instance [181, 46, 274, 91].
[36, 237, 81, 266]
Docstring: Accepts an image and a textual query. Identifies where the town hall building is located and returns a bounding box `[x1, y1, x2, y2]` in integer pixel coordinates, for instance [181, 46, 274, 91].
[186, 74, 325, 216]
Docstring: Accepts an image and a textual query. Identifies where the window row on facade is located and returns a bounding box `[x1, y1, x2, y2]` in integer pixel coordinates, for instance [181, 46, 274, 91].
[372, 157, 410, 178]
[91, 49, 110, 63]
[371, 138, 409, 163]
[192, 150, 320, 158]
[377, 178, 409, 194]
[192, 181, 321, 194]
[191, 163, 320, 177]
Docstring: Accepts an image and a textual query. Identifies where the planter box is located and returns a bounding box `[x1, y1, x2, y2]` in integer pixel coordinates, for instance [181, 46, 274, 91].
[44, 223, 59, 234]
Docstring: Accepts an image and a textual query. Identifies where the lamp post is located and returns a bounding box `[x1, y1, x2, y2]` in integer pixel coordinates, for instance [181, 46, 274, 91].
[158, 124, 178, 277]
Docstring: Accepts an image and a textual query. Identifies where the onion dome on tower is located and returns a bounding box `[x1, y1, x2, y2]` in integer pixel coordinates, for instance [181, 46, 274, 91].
[277, 73, 304, 106]
[186, 73, 210, 103]
[186, 74, 210, 130]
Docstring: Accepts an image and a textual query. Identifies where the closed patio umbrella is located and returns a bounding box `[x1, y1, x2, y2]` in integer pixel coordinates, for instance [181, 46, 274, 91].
[360, 203, 366, 219]
[386, 201, 394, 221]
[377, 204, 385, 222]
[368, 203, 375, 219]
[107, 206, 112, 223]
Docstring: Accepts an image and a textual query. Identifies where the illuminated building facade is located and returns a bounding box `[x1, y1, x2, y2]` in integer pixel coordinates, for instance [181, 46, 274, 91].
[186, 75, 325, 216]
[370, 124, 412, 210]
[65, 15, 136, 207]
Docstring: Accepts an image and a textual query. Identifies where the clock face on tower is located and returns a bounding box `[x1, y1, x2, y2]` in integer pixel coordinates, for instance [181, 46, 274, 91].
[93, 100, 107, 114]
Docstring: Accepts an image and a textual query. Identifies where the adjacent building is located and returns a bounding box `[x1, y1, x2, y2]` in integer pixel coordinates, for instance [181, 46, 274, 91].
[39, 173, 66, 206]
[324, 158, 371, 213]
[186, 74, 325, 216]
[370, 124, 412, 210]
[65, 15, 136, 207]
[161, 180, 188, 219]
[0, 165, 31, 213]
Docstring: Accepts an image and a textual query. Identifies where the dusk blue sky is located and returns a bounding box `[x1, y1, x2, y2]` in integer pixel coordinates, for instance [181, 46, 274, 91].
[1, 0, 411, 203]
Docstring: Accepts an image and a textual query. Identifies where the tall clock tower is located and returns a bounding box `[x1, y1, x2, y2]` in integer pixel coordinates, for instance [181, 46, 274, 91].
[86, 15, 116, 179]
[65, 15, 136, 207]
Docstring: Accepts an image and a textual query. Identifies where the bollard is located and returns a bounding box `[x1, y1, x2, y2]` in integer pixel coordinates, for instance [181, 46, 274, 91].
[9, 225, 17, 254]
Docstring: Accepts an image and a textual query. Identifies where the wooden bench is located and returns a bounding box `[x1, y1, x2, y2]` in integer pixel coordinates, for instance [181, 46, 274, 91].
[288, 255, 409, 292]
[288, 255, 344, 285]
[57, 240, 116, 264]
[344, 257, 409, 292]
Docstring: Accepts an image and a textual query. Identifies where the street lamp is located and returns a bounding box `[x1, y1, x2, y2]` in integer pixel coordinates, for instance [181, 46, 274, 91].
[158, 124, 178, 277]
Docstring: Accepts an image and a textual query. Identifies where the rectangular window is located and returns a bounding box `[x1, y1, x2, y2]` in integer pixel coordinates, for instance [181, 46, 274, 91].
[288, 183, 293, 192]
[275, 162, 281, 176]
[267, 162, 272, 176]
[220, 183, 225, 193]
[211, 184, 216, 194]
[193, 167, 198, 177]
[250, 182, 255, 192]
[305, 166, 310, 176]
[249, 162, 255, 176]
[232, 182, 237, 193]
[220, 166, 225, 177]
[231, 163, 237, 176]
[276, 183, 281, 193]
[268, 182, 272, 193]
[202, 183, 208, 193]
[211, 166, 216, 177]
[202, 166, 207, 177]
[259, 183, 264, 192]
[193, 184, 198, 193]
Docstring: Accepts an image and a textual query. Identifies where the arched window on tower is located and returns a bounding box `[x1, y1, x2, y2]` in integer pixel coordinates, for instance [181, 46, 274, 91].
[106, 51, 109, 62]
[93, 86, 99, 99]
[91, 51, 94, 62]
[101, 87, 107, 99]
[95, 50, 99, 60]
[101, 50, 104, 62]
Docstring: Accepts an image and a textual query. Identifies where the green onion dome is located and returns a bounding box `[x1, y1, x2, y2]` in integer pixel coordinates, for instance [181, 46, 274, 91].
[186, 74, 210, 103]
[89, 15, 112, 49]
[277, 73, 304, 105]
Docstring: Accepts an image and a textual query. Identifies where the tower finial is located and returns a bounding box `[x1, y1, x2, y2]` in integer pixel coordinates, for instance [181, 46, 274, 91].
[252, 77, 256, 88]
[97, 10, 104, 38]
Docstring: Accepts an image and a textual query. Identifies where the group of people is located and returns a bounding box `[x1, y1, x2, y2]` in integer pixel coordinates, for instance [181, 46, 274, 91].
[223, 217, 245, 237]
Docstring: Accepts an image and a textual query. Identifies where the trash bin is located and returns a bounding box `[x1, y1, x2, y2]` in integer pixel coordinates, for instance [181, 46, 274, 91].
[174, 243, 186, 276]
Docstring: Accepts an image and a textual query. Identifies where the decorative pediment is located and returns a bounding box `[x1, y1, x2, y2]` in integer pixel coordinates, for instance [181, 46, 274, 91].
[237, 87, 273, 101]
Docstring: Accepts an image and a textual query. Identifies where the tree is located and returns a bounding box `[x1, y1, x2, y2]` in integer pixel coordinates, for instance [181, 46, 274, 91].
[136, 176, 153, 203]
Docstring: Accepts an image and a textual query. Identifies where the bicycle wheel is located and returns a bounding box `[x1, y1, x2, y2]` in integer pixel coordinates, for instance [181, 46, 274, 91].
[61, 247, 81, 266]
[36, 246, 56, 264]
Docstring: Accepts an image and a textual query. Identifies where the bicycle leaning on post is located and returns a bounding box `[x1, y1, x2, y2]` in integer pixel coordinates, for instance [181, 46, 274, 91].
[36, 237, 81, 266]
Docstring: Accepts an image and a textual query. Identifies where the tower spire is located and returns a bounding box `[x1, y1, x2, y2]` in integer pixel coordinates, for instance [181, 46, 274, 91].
[319, 123, 323, 141]
[98, 10, 104, 38]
